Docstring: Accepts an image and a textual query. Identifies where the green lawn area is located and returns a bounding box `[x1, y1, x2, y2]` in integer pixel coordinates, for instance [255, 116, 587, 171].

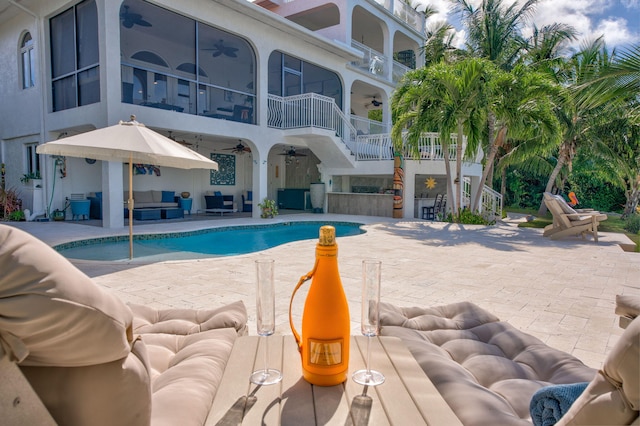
[508, 208, 640, 252]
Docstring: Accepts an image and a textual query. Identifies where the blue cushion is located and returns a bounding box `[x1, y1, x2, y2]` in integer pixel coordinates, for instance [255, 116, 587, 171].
[96, 192, 102, 199]
[247, 191, 252, 201]
[161, 191, 175, 202]
[214, 191, 222, 196]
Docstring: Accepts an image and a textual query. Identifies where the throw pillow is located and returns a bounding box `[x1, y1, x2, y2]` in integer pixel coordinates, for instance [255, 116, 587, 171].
[162, 191, 175, 202]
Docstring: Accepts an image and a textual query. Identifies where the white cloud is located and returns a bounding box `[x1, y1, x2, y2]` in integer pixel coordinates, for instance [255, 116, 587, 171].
[416, 0, 639, 50]
[593, 17, 638, 48]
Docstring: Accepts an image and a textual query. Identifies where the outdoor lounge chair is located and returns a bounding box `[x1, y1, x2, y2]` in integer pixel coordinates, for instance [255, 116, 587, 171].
[379, 297, 639, 426]
[542, 192, 608, 242]
[0, 224, 247, 426]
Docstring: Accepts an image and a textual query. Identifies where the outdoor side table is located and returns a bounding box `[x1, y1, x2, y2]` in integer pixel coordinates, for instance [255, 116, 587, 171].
[178, 198, 193, 215]
[70, 199, 90, 220]
[207, 335, 462, 425]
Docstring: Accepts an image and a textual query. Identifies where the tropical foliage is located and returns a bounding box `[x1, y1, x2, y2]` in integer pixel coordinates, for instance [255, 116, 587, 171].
[391, 0, 639, 220]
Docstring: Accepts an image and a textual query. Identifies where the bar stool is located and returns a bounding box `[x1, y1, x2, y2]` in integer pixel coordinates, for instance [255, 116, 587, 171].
[422, 194, 442, 220]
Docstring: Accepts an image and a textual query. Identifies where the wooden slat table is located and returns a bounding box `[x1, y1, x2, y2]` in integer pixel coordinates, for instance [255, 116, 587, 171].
[206, 335, 461, 425]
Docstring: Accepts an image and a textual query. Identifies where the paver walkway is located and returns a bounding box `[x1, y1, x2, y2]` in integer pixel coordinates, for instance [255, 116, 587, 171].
[8, 213, 640, 368]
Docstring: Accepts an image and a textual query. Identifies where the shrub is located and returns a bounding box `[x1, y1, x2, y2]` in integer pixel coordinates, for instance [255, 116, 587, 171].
[0, 187, 22, 220]
[8, 210, 25, 221]
[445, 209, 495, 225]
[624, 214, 640, 234]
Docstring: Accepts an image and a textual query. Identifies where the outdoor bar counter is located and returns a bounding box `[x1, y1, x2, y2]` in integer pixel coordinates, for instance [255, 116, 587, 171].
[327, 192, 394, 217]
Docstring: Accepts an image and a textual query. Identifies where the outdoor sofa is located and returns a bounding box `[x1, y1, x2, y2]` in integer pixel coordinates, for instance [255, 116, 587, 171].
[203, 191, 235, 213]
[379, 298, 639, 425]
[0, 224, 247, 426]
[88, 190, 180, 219]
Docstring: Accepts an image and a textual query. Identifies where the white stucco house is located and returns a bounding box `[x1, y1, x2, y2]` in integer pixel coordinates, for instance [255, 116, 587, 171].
[0, 0, 500, 228]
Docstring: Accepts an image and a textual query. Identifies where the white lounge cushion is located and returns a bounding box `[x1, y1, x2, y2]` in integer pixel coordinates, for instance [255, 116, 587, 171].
[380, 301, 597, 426]
[0, 224, 132, 367]
[129, 300, 248, 335]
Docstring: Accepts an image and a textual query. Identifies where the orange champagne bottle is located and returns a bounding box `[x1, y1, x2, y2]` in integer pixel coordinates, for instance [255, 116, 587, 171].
[289, 225, 350, 386]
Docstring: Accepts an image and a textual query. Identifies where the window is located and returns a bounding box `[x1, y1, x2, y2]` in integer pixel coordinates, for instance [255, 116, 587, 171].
[21, 32, 36, 88]
[120, 0, 256, 122]
[268, 51, 343, 109]
[50, 0, 99, 111]
[25, 143, 41, 177]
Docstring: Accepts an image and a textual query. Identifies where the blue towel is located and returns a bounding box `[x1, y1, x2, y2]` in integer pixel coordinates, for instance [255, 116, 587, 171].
[530, 382, 589, 426]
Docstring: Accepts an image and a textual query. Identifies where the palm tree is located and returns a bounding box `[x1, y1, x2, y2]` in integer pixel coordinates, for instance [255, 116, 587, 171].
[450, 0, 539, 70]
[469, 65, 561, 211]
[521, 23, 578, 83]
[391, 58, 490, 219]
[422, 21, 461, 66]
[537, 38, 621, 215]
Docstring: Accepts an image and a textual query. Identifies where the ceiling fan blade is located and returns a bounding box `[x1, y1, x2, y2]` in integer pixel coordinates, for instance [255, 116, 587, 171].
[212, 51, 223, 57]
[137, 19, 152, 27]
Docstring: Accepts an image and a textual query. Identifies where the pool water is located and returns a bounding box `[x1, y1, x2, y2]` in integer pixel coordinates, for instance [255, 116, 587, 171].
[55, 222, 364, 262]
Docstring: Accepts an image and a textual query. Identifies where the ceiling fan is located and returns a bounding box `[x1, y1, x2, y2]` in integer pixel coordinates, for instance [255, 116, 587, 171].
[120, 5, 152, 28]
[223, 141, 251, 154]
[279, 146, 307, 158]
[204, 40, 239, 58]
[365, 95, 383, 108]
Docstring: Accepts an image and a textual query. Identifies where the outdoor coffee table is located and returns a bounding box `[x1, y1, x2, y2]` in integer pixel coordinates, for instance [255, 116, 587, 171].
[132, 208, 161, 221]
[161, 207, 183, 219]
[206, 335, 461, 425]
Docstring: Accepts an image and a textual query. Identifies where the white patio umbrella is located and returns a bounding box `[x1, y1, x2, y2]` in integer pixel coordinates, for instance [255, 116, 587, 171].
[37, 116, 218, 259]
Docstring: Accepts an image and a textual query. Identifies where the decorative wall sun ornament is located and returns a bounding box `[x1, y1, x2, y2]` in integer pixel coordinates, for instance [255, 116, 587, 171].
[425, 177, 437, 189]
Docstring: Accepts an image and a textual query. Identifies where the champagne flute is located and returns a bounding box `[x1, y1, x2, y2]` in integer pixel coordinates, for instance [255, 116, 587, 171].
[352, 259, 385, 386]
[250, 259, 283, 385]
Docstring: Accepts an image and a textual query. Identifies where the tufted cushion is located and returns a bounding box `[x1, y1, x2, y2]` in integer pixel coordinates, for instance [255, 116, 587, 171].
[558, 317, 640, 425]
[380, 301, 597, 426]
[129, 300, 248, 335]
[0, 224, 132, 367]
[141, 328, 238, 426]
[379, 300, 500, 330]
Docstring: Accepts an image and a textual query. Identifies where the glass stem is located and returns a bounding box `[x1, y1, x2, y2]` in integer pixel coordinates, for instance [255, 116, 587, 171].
[263, 335, 269, 375]
[366, 335, 372, 376]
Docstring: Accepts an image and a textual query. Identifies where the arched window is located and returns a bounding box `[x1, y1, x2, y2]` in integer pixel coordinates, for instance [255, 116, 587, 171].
[20, 32, 35, 88]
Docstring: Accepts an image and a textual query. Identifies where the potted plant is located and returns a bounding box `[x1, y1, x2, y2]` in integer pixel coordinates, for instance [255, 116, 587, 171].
[258, 198, 278, 218]
[20, 171, 42, 187]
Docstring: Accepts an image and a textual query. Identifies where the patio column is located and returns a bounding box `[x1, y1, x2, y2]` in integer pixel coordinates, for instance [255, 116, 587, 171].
[252, 148, 269, 219]
[101, 161, 124, 229]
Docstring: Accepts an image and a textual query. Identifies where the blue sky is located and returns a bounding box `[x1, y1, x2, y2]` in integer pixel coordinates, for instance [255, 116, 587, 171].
[419, 0, 640, 51]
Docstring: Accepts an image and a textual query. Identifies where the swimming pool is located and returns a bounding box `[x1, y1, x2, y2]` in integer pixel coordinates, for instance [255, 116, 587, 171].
[55, 221, 365, 262]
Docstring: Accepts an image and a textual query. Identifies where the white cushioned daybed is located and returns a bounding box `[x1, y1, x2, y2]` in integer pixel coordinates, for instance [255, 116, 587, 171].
[0, 224, 247, 426]
[379, 300, 639, 426]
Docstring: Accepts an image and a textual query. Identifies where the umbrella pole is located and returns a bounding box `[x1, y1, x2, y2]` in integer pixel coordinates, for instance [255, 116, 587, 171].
[129, 156, 134, 259]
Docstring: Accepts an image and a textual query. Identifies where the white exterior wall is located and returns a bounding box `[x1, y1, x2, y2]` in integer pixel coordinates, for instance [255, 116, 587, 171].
[0, 0, 487, 224]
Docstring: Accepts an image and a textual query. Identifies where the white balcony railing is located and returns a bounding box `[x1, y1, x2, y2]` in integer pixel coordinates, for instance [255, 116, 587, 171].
[392, 61, 412, 83]
[350, 40, 388, 77]
[350, 115, 390, 136]
[355, 132, 460, 161]
[267, 93, 357, 154]
[463, 177, 503, 217]
[371, 0, 425, 33]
